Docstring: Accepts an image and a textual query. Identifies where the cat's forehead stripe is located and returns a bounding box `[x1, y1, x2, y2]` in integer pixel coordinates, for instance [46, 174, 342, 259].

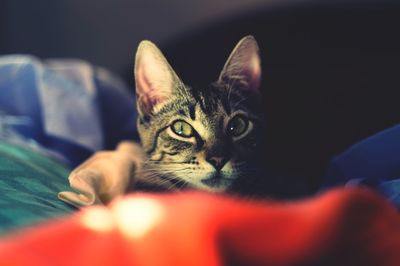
[188, 104, 196, 120]
[192, 104, 210, 140]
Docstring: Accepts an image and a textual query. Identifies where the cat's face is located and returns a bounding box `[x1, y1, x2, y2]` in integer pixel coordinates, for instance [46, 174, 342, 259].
[134, 36, 263, 192]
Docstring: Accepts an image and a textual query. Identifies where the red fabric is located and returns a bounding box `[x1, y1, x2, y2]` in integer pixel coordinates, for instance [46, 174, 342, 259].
[0, 188, 399, 266]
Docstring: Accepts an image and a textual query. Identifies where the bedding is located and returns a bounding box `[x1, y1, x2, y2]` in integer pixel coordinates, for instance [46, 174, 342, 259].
[0, 55, 138, 167]
[0, 55, 138, 232]
[0, 141, 75, 234]
[322, 124, 400, 208]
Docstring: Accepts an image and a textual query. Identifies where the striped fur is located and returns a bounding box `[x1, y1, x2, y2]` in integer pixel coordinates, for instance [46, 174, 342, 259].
[134, 36, 264, 192]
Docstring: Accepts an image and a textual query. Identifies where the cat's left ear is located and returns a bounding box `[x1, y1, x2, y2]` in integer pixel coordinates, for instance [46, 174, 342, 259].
[218, 35, 261, 92]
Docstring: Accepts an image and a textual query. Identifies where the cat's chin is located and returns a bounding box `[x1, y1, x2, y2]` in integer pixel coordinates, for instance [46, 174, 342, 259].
[165, 170, 233, 192]
[201, 177, 231, 188]
[199, 185, 230, 193]
[188, 177, 231, 193]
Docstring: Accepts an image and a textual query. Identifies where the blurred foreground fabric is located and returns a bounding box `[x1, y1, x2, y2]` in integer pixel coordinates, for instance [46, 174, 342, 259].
[0, 189, 399, 266]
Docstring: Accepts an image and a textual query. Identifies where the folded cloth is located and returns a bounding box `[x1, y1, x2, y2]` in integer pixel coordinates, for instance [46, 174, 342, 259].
[0, 188, 399, 266]
[322, 124, 400, 208]
[58, 142, 145, 207]
[0, 55, 138, 167]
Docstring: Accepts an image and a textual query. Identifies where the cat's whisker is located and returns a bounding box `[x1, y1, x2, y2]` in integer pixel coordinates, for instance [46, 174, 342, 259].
[166, 181, 178, 191]
[177, 179, 190, 190]
[140, 167, 192, 174]
[138, 173, 177, 187]
[150, 161, 193, 166]
[167, 177, 189, 191]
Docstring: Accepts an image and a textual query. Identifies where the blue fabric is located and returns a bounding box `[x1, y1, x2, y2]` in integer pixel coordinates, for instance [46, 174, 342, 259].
[0, 55, 140, 233]
[323, 124, 400, 208]
[0, 55, 138, 167]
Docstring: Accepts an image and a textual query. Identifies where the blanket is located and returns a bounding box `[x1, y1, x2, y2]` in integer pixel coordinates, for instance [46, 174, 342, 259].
[0, 55, 138, 167]
[1, 188, 399, 265]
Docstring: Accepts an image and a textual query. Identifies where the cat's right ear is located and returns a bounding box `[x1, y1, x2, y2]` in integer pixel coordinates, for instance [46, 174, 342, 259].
[218, 35, 261, 92]
[134, 40, 184, 117]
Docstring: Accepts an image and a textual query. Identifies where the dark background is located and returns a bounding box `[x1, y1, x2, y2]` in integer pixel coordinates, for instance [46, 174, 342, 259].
[1, 0, 400, 197]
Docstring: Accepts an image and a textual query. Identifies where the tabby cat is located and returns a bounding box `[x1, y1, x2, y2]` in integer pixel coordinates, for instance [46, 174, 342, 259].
[134, 35, 264, 192]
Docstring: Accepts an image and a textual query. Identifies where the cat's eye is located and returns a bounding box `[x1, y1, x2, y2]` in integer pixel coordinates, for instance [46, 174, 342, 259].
[227, 115, 249, 137]
[171, 120, 194, 138]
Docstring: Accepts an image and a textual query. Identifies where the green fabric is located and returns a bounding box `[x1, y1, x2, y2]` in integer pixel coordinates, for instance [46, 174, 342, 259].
[0, 141, 77, 234]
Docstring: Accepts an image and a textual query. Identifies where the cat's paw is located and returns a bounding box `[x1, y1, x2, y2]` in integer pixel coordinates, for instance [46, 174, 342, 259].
[58, 141, 145, 207]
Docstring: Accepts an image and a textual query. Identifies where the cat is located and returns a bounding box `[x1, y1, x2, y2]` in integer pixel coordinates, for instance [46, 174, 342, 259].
[133, 35, 264, 192]
[58, 36, 264, 207]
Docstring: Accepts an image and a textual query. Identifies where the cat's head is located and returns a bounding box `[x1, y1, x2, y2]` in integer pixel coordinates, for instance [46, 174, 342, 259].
[134, 36, 263, 192]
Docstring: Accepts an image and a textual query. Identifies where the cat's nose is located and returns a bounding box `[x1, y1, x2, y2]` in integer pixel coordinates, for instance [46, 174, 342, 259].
[207, 156, 229, 171]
